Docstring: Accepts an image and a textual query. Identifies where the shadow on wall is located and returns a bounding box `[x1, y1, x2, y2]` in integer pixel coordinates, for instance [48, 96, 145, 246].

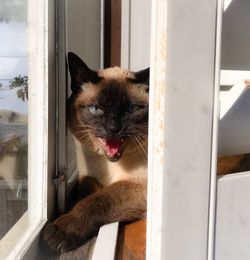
[221, 0, 250, 70]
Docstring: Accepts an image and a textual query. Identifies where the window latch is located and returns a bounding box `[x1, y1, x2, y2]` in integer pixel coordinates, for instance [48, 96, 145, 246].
[53, 172, 66, 190]
[53, 170, 66, 214]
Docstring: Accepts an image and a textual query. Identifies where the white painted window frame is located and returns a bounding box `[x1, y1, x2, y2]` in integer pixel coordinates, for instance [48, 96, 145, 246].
[0, 0, 56, 259]
[146, 0, 223, 260]
[220, 69, 250, 86]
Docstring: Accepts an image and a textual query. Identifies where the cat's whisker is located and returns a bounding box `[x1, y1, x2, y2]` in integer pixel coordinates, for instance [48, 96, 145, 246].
[134, 136, 147, 143]
[73, 127, 92, 133]
[119, 125, 126, 135]
[136, 128, 148, 133]
[79, 133, 91, 141]
[79, 137, 92, 147]
[75, 132, 90, 139]
[73, 128, 91, 133]
[130, 138, 147, 163]
[74, 130, 92, 137]
[76, 131, 90, 140]
[75, 124, 92, 128]
[76, 131, 90, 137]
[136, 126, 148, 132]
[135, 131, 148, 139]
[133, 130, 148, 140]
[78, 136, 90, 142]
[136, 135, 148, 147]
[134, 135, 148, 159]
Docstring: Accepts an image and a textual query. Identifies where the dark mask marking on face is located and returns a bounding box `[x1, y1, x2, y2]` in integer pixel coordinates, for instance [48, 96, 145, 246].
[67, 52, 149, 161]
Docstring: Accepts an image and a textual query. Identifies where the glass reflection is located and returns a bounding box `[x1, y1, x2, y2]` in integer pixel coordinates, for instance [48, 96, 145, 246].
[0, 0, 28, 239]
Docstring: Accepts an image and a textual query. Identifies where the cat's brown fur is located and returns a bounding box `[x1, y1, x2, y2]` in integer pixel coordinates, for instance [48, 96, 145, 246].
[42, 53, 250, 254]
[217, 154, 250, 176]
[43, 53, 149, 253]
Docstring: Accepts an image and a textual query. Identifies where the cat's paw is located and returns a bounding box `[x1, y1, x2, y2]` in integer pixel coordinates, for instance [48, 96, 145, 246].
[42, 216, 83, 253]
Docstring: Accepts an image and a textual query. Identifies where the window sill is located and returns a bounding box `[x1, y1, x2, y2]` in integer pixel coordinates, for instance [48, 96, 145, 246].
[0, 212, 46, 259]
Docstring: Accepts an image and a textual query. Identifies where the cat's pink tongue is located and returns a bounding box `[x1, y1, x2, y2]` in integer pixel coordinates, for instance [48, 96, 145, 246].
[105, 139, 120, 157]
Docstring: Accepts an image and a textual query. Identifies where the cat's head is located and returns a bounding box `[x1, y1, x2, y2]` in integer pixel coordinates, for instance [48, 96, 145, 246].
[67, 52, 149, 162]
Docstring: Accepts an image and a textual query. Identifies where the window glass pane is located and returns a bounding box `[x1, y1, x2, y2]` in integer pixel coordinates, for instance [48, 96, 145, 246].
[0, 0, 28, 239]
[65, 1, 101, 191]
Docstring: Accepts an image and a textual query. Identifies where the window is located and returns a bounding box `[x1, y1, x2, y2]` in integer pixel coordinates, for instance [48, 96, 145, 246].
[147, 1, 250, 259]
[0, 0, 28, 239]
[56, 0, 103, 212]
[0, 0, 250, 259]
[0, 0, 56, 258]
[216, 1, 250, 259]
[147, 0, 222, 259]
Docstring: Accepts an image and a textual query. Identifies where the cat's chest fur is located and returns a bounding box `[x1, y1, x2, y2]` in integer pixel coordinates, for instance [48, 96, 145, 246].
[74, 137, 147, 186]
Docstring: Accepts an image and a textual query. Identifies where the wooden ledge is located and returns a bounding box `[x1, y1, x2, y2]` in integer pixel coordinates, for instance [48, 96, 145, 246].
[116, 220, 146, 260]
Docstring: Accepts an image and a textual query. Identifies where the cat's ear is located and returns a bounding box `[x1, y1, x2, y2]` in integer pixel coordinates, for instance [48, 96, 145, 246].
[133, 68, 150, 87]
[67, 52, 101, 92]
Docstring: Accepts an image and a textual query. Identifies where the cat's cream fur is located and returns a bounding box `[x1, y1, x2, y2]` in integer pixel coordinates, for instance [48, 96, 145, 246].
[74, 136, 147, 186]
[73, 67, 148, 186]
[43, 52, 149, 253]
[43, 52, 250, 255]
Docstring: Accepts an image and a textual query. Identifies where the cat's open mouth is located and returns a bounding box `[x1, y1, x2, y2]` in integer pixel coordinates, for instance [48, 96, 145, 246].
[98, 137, 125, 162]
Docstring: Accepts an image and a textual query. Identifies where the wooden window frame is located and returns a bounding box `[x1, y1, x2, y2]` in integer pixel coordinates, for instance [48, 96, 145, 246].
[104, 0, 121, 67]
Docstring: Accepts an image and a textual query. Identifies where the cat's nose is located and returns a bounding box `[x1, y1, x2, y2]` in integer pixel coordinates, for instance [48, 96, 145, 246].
[106, 123, 122, 134]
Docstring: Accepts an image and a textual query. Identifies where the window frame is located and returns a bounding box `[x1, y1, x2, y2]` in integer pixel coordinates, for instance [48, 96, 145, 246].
[146, 0, 223, 259]
[56, 0, 104, 214]
[0, 0, 56, 258]
[0, 0, 232, 259]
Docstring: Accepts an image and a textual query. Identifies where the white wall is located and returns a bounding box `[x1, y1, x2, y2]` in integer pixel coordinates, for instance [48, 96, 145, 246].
[122, 0, 250, 71]
[121, 0, 151, 71]
[67, 0, 102, 69]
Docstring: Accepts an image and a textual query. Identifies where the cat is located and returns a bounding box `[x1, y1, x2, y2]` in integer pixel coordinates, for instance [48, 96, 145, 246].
[42, 52, 150, 253]
[42, 53, 250, 255]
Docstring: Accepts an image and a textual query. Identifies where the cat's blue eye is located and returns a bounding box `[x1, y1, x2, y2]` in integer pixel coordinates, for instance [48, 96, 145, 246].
[128, 105, 143, 114]
[87, 105, 104, 115]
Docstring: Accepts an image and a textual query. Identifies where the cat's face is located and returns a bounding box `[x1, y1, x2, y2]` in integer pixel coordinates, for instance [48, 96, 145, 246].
[67, 52, 149, 162]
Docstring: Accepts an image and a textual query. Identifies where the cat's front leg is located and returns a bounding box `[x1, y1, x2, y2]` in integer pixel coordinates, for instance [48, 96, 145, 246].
[42, 213, 85, 253]
[42, 179, 147, 253]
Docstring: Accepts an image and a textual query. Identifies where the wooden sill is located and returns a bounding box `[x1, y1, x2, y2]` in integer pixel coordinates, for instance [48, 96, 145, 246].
[116, 220, 146, 260]
[57, 221, 146, 260]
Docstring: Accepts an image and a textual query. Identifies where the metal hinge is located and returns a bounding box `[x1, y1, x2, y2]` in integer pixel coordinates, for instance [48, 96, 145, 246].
[53, 170, 67, 214]
[53, 172, 65, 190]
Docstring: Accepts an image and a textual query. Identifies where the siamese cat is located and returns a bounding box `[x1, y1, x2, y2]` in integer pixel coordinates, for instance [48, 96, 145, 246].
[42, 53, 250, 254]
[43, 52, 149, 253]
